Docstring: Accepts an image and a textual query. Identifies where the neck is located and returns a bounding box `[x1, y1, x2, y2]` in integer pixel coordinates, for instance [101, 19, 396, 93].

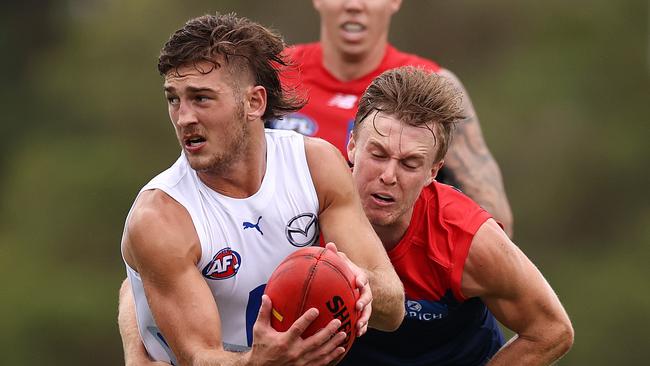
[198, 126, 267, 198]
[372, 211, 412, 252]
[320, 37, 389, 81]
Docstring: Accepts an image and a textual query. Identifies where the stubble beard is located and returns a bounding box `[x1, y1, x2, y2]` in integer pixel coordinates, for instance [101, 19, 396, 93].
[189, 102, 249, 175]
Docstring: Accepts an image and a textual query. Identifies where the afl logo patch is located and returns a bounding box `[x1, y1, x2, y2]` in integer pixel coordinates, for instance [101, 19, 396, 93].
[202, 247, 242, 280]
[285, 213, 319, 247]
[267, 113, 318, 136]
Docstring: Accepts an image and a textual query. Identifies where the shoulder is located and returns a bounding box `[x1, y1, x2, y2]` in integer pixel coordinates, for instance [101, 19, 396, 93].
[461, 218, 518, 298]
[303, 136, 355, 208]
[426, 182, 491, 235]
[386, 45, 442, 72]
[421, 184, 494, 300]
[123, 189, 201, 270]
[304, 136, 348, 169]
[128, 189, 186, 228]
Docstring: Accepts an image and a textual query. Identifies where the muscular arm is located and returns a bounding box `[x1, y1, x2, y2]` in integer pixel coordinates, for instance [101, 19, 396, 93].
[122, 190, 242, 366]
[118, 279, 169, 366]
[121, 190, 347, 366]
[462, 219, 574, 365]
[438, 69, 514, 237]
[305, 137, 405, 331]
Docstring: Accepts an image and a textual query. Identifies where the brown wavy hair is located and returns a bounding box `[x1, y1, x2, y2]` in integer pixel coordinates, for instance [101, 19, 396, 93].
[354, 66, 465, 163]
[158, 13, 304, 121]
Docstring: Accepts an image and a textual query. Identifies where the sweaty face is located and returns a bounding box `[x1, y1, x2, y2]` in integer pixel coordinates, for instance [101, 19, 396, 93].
[348, 112, 441, 232]
[164, 62, 249, 174]
[314, 0, 401, 59]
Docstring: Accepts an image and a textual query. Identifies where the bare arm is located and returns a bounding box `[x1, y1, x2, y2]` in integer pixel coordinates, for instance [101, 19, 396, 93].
[305, 137, 405, 332]
[462, 219, 574, 365]
[122, 190, 345, 366]
[438, 69, 514, 237]
[122, 190, 240, 366]
[118, 279, 169, 366]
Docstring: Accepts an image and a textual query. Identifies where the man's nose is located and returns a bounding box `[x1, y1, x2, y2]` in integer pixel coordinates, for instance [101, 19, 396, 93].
[176, 102, 198, 127]
[343, 0, 364, 12]
[379, 160, 398, 185]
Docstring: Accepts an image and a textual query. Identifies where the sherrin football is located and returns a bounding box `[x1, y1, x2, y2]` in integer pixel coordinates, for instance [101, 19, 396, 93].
[264, 246, 360, 353]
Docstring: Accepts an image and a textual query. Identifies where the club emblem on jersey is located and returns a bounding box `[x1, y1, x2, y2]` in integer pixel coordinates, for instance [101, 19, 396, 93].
[404, 299, 449, 321]
[285, 213, 319, 247]
[406, 300, 423, 312]
[327, 93, 357, 109]
[202, 247, 242, 280]
[243, 216, 263, 235]
[267, 113, 318, 136]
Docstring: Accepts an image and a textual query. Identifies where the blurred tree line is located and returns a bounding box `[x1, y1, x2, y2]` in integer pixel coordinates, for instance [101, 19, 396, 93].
[0, 0, 647, 364]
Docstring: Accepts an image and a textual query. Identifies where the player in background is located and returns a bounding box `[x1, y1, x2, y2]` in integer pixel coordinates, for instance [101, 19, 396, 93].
[268, 0, 514, 237]
[338, 66, 573, 365]
[119, 13, 404, 366]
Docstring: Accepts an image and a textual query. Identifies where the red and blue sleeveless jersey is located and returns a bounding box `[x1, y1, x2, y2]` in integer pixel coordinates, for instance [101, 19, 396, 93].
[268, 42, 441, 157]
[340, 182, 504, 366]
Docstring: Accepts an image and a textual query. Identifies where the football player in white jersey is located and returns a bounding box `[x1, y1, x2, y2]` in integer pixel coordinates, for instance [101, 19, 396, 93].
[118, 13, 404, 366]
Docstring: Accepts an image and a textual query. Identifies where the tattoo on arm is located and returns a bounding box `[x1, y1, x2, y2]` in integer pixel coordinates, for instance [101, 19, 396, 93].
[445, 115, 514, 236]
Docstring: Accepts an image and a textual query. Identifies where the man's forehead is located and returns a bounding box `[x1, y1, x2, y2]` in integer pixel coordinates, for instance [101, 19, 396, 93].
[163, 63, 231, 90]
[164, 60, 251, 90]
[360, 112, 432, 138]
[359, 113, 437, 155]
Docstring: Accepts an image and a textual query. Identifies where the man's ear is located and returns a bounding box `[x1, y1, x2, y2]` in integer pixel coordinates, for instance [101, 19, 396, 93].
[246, 85, 267, 121]
[347, 131, 357, 163]
[426, 160, 445, 186]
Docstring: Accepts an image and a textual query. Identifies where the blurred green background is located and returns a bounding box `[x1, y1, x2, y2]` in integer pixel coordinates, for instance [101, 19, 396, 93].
[1, 0, 648, 364]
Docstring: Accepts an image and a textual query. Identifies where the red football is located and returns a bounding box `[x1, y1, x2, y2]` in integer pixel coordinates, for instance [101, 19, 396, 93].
[264, 246, 360, 352]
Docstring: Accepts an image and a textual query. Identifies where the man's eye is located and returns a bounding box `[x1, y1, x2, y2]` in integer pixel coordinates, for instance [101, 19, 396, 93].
[196, 96, 210, 102]
[167, 96, 179, 104]
[402, 161, 419, 169]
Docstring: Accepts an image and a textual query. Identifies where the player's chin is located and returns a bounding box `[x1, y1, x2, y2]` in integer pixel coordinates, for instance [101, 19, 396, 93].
[187, 159, 211, 172]
[366, 211, 396, 227]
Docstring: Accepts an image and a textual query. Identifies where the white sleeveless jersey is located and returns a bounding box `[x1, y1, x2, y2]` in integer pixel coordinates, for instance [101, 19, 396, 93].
[123, 130, 320, 363]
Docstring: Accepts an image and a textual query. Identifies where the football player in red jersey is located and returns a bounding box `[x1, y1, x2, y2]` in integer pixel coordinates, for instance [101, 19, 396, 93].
[339, 66, 573, 366]
[268, 0, 514, 237]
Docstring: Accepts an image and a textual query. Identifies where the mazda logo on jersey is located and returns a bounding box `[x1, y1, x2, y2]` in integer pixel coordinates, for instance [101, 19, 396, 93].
[202, 247, 242, 280]
[285, 213, 319, 247]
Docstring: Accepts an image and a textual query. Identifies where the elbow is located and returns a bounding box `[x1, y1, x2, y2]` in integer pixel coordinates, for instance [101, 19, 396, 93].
[543, 318, 574, 359]
[556, 320, 575, 356]
[382, 302, 405, 332]
[386, 282, 406, 331]
[386, 305, 405, 332]
[377, 289, 405, 332]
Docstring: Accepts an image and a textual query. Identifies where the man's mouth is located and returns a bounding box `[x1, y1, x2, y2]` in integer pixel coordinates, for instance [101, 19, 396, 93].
[371, 193, 395, 203]
[185, 136, 206, 147]
[341, 22, 366, 33]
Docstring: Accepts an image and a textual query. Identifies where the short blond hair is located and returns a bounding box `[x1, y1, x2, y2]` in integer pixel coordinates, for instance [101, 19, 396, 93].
[354, 66, 465, 162]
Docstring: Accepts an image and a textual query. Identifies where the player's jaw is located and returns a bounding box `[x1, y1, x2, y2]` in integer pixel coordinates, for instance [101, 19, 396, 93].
[361, 185, 403, 226]
[178, 121, 248, 174]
